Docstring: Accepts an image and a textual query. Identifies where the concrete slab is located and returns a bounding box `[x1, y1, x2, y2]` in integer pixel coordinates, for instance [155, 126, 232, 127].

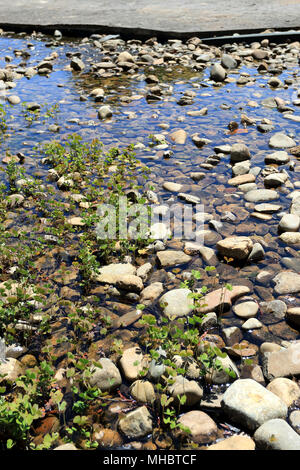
[0, 0, 300, 39]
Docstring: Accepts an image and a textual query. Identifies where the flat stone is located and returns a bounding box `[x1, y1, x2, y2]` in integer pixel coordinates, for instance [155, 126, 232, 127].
[244, 189, 279, 202]
[168, 129, 187, 144]
[157, 250, 191, 267]
[254, 419, 300, 450]
[254, 203, 282, 213]
[216, 236, 253, 260]
[163, 181, 183, 192]
[160, 288, 193, 319]
[228, 174, 255, 186]
[233, 301, 259, 318]
[273, 271, 300, 294]
[263, 343, 300, 379]
[221, 379, 288, 430]
[198, 285, 251, 314]
[266, 378, 300, 406]
[207, 435, 255, 450]
[269, 133, 296, 149]
[265, 151, 290, 164]
[279, 232, 300, 245]
[177, 411, 218, 443]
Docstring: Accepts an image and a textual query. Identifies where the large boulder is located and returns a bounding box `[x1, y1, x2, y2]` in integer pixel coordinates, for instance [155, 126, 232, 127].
[254, 419, 300, 450]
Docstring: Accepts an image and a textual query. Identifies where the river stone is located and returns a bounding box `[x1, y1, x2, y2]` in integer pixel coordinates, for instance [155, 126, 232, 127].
[140, 282, 164, 304]
[198, 285, 251, 314]
[162, 181, 183, 192]
[70, 57, 85, 71]
[207, 435, 255, 450]
[157, 250, 191, 267]
[7, 95, 20, 105]
[89, 358, 122, 391]
[228, 174, 255, 186]
[233, 301, 259, 318]
[244, 189, 279, 202]
[265, 151, 290, 164]
[210, 63, 226, 82]
[279, 214, 300, 232]
[96, 263, 136, 284]
[207, 355, 240, 384]
[269, 133, 296, 148]
[129, 380, 156, 404]
[262, 343, 300, 379]
[290, 410, 300, 430]
[266, 378, 300, 406]
[221, 54, 237, 70]
[216, 236, 253, 260]
[254, 203, 282, 213]
[291, 194, 300, 216]
[221, 379, 288, 430]
[116, 275, 143, 293]
[242, 318, 263, 329]
[54, 444, 78, 450]
[254, 419, 300, 450]
[232, 161, 251, 176]
[150, 222, 171, 240]
[0, 358, 24, 382]
[279, 232, 300, 244]
[98, 105, 112, 119]
[230, 143, 251, 163]
[177, 411, 218, 443]
[264, 173, 287, 187]
[282, 258, 300, 272]
[168, 375, 203, 406]
[273, 271, 300, 294]
[119, 347, 148, 382]
[260, 300, 287, 324]
[286, 307, 300, 327]
[118, 406, 152, 438]
[160, 288, 193, 319]
[168, 129, 187, 144]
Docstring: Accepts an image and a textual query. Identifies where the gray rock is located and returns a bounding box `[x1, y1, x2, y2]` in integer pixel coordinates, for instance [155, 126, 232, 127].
[263, 343, 300, 379]
[254, 419, 300, 450]
[244, 189, 279, 203]
[221, 54, 237, 70]
[210, 63, 226, 82]
[269, 133, 296, 149]
[70, 57, 85, 71]
[273, 271, 300, 294]
[221, 379, 288, 430]
[248, 243, 265, 261]
[118, 406, 152, 438]
[265, 151, 290, 165]
[230, 143, 251, 163]
[89, 358, 122, 391]
[98, 105, 112, 120]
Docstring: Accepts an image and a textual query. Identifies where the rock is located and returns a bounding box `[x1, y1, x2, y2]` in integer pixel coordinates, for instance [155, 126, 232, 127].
[118, 406, 152, 438]
[265, 151, 290, 165]
[89, 358, 122, 392]
[244, 189, 279, 203]
[207, 435, 255, 450]
[0, 358, 24, 382]
[223, 326, 243, 346]
[168, 375, 203, 406]
[160, 288, 193, 319]
[7, 95, 20, 105]
[254, 419, 300, 450]
[242, 318, 263, 329]
[93, 427, 123, 447]
[248, 243, 265, 261]
[157, 250, 191, 267]
[282, 258, 300, 272]
[129, 380, 156, 404]
[148, 359, 165, 382]
[228, 174, 255, 186]
[98, 105, 112, 120]
[273, 271, 300, 294]
[150, 222, 171, 240]
[221, 54, 237, 69]
[198, 285, 251, 314]
[240, 364, 265, 385]
[169, 129, 187, 144]
[290, 410, 300, 431]
[136, 262, 152, 282]
[252, 49, 269, 60]
[190, 172, 205, 181]
[119, 347, 148, 382]
[232, 161, 251, 176]
[210, 63, 226, 82]
[221, 379, 288, 430]
[177, 411, 218, 443]
[291, 194, 300, 216]
[230, 143, 251, 163]
[279, 214, 300, 232]
[207, 355, 240, 384]
[201, 312, 218, 330]
[140, 282, 164, 305]
[279, 232, 300, 245]
[216, 236, 253, 260]
[117, 51, 135, 63]
[264, 173, 287, 187]
[162, 181, 183, 192]
[54, 443, 78, 450]
[233, 301, 259, 319]
[70, 57, 85, 71]
[286, 307, 300, 327]
[116, 275, 143, 293]
[266, 378, 300, 406]
[96, 263, 136, 284]
[269, 133, 296, 149]
[254, 203, 282, 213]
[262, 343, 300, 379]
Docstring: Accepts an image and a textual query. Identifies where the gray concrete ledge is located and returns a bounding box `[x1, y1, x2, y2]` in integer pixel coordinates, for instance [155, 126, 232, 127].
[0, 0, 300, 40]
